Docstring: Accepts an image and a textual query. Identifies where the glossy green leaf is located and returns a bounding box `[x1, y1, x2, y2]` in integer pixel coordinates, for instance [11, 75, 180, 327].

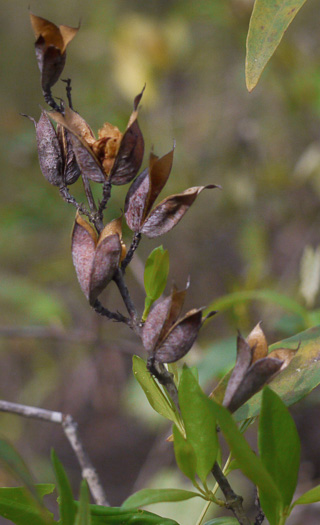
[259, 387, 300, 510]
[75, 481, 91, 525]
[210, 400, 282, 525]
[212, 326, 320, 421]
[179, 368, 218, 485]
[143, 246, 169, 320]
[246, 0, 308, 91]
[0, 484, 55, 525]
[203, 519, 239, 525]
[293, 485, 320, 506]
[207, 290, 310, 326]
[86, 503, 180, 524]
[132, 356, 181, 427]
[122, 487, 201, 509]
[173, 425, 197, 482]
[51, 449, 75, 525]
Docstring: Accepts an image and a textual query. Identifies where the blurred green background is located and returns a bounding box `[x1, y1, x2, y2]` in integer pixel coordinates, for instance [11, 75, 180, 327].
[2, 0, 320, 523]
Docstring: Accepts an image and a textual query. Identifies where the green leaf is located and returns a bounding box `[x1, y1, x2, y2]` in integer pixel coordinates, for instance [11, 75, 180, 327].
[122, 487, 201, 509]
[143, 246, 169, 320]
[86, 503, 180, 524]
[51, 449, 75, 525]
[0, 484, 55, 525]
[173, 425, 197, 482]
[210, 400, 282, 525]
[75, 481, 91, 525]
[132, 356, 181, 427]
[293, 485, 320, 506]
[0, 439, 38, 500]
[259, 387, 300, 509]
[179, 368, 218, 485]
[246, 0, 308, 91]
[213, 325, 320, 421]
[207, 289, 310, 326]
[204, 519, 239, 525]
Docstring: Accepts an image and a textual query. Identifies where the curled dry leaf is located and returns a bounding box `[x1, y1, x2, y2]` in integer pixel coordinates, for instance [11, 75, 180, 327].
[125, 148, 217, 238]
[26, 110, 80, 186]
[71, 214, 124, 304]
[30, 13, 78, 93]
[48, 87, 144, 184]
[143, 284, 215, 364]
[223, 323, 298, 413]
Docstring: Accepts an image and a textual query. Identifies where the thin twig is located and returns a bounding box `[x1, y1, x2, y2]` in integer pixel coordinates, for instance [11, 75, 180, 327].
[43, 88, 61, 112]
[121, 233, 142, 273]
[59, 185, 91, 218]
[97, 181, 112, 221]
[113, 269, 141, 336]
[0, 400, 109, 506]
[147, 358, 180, 411]
[93, 299, 130, 324]
[211, 462, 251, 525]
[61, 78, 74, 110]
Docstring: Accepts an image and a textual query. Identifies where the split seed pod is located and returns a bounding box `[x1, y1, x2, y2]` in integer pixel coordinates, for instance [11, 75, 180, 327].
[222, 323, 297, 413]
[72, 214, 125, 305]
[48, 88, 145, 184]
[143, 284, 215, 363]
[125, 149, 217, 238]
[30, 13, 78, 98]
[27, 110, 80, 186]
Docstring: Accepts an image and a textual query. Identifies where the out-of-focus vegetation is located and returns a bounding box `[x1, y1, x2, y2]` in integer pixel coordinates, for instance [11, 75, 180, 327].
[2, 0, 320, 522]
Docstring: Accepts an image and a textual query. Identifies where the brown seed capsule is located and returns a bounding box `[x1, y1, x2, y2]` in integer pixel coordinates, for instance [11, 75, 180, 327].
[30, 13, 79, 108]
[222, 324, 298, 413]
[125, 147, 218, 238]
[71, 214, 124, 305]
[143, 284, 214, 364]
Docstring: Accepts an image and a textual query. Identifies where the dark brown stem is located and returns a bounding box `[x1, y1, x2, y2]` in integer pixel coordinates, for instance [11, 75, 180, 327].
[43, 88, 61, 112]
[81, 173, 104, 234]
[212, 462, 251, 525]
[61, 78, 73, 110]
[0, 400, 108, 506]
[254, 492, 264, 525]
[97, 181, 112, 221]
[113, 269, 141, 331]
[147, 357, 180, 411]
[59, 185, 91, 218]
[93, 299, 130, 324]
[121, 233, 142, 273]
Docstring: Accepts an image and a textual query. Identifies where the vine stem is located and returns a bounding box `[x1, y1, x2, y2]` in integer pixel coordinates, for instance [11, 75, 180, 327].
[0, 400, 109, 507]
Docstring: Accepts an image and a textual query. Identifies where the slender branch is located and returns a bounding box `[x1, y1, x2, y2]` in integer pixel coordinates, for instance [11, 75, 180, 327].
[61, 78, 74, 110]
[59, 185, 91, 218]
[147, 358, 180, 411]
[97, 181, 112, 221]
[43, 88, 61, 112]
[254, 492, 264, 525]
[113, 269, 142, 336]
[93, 299, 130, 325]
[0, 400, 109, 507]
[211, 462, 251, 525]
[121, 233, 142, 273]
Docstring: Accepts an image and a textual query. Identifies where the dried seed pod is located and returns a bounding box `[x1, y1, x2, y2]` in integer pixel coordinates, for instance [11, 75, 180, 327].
[125, 147, 218, 237]
[223, 325, 298, 413]
[30, 13, 78, 104]
[57, 126, 81, 184]
[71, 214, 124, 304]
[143, 284, 214, 364]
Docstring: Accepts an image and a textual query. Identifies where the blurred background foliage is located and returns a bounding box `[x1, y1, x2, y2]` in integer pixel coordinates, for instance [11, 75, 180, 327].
[2, 0, 320, 522]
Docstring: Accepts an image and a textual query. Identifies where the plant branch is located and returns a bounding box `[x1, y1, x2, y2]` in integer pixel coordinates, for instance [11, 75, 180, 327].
[121, 233, 142, 273]
[211, 462, 251, 525]
[61, 78, 74, 110]
[92, 299, 130, 324]
[147, 358, 180, 411]
[97, 181, 112, 221]
[59, 185, 91, 218]
[0, 400, 109, 507]
[113, 269, 141, 335]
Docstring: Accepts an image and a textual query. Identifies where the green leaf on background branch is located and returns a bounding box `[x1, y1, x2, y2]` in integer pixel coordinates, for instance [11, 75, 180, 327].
[246, 0, 308, 91]
[132, 356, 183, 430]
[0, 485, 55, 525]
[210, 399, 282, 525]
[203, 519, 239, 525]
[178, 368, 218, 486]
[122, 488, 202, 509]
[143, 246, 169, 320]
[75, 481, 91, 525]
[51, 449, 75, 525]
[212, 325, 320, 421]
[259, 387, 300, 517]
[292, 485, 320, 506]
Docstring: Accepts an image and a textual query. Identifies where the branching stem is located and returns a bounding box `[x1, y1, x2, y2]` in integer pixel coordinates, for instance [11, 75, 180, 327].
[0, 400, 108, 507]
[121, 233, 142, 273]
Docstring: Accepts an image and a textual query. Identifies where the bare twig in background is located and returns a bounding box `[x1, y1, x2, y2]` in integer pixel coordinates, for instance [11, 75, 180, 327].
[0, 400, 109, 506]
